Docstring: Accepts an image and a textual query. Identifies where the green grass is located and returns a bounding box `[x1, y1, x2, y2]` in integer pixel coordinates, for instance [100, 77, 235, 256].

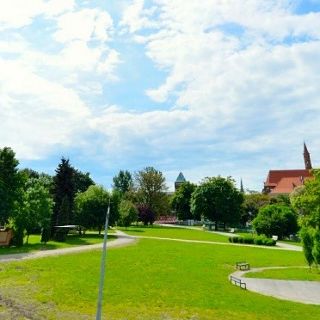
[246, 267, 320, 281]
[0, 232, 116, 255]
[119, 225, 230, 242]
[0, 236, 319, 319]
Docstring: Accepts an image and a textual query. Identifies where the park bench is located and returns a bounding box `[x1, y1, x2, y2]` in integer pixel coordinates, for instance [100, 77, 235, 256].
[230, 275, 246, 289]
[236, 261, 250, 271]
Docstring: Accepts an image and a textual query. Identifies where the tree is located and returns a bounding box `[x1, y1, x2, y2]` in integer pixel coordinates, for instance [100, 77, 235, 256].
[0, 147, 24, 225]
[171, 182, 196, 220]
[137, 204, 156, 225]
[134, 167, 169, 219]
[252, 204, 298, 240]
[290, 169, 320, 229]
[119, 200, 138, 227]
[241, 193, 270, 226]
[300, 227, 314, 267]
[113, 170, 133, 196]
[74, 169, 95, 193]
[13, 177, 54, 244]
[191, 176, 243, 230]
[51, 158, 76, 233]
[75, 185, 110, 234]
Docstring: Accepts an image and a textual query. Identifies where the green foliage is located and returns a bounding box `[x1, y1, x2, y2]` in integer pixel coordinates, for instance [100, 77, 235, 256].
[171, 181, 196, 220]
[75, 185, 110, 233]
[119, 200, 138, 227]
[241, 193, 270, 225]
[191, 176, 243, 229]
[228, 235, 276, 246]
[312, 229, 320, 265]
[73, 170, 95, 193]
[270, 194, 291, 206]
[252, 204, 298, 239]
[134, 167, 169, 217]
[300, 227, 314, 267]
[290, 169, 320, 228]
[52, 158, 76, 229]
[113, 170, 133, 195]
[0, 147, 24, 225]
[13, 177, 54, 244]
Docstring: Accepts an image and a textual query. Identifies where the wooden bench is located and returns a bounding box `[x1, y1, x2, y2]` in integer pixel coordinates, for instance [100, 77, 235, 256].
[236, 261, 250, 270]
[230, 275, 246, 289]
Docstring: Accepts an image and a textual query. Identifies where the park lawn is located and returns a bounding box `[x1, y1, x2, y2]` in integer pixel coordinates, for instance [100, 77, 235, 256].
[0, 238, 319, 319]
[245, 267, 320, 281]
[119, 225, 230, 242]
[0, 232, 116, 255]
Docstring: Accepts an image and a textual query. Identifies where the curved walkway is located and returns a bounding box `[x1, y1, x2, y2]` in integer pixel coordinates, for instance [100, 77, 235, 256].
[230, 267, 320, 305]
[0, 231, 136, 263]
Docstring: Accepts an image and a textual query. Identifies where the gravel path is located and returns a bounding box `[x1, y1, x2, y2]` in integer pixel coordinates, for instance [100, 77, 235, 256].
[0, 231, 136, 263]
[230, 267, 320, 305]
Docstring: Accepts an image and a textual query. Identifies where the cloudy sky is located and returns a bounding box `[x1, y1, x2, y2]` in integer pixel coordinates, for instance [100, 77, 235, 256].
[0, 0, 319, 191]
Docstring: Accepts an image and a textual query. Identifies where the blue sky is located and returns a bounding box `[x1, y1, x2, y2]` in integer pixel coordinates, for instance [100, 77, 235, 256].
[0, 0, 320, 191]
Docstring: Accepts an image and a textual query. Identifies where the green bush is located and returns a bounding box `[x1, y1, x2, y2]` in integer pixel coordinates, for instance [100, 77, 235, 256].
[228, 235, 275, 246]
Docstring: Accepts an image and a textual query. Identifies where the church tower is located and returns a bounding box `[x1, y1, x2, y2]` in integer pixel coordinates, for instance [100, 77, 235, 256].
[303, 142, 312, 170]
[175, 172, 186, 191]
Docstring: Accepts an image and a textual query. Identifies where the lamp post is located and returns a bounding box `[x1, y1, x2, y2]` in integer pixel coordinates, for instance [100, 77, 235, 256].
[96, 200, 110, 320]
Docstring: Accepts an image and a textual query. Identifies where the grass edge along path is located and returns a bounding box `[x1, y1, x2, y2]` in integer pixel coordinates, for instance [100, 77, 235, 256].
[245, 266, 320, 281]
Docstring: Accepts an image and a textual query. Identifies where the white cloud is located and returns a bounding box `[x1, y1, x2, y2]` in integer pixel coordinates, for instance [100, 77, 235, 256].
[0, 0, 75, 29]
[0, 2, 119, 160]
[53, 8, 113, 43]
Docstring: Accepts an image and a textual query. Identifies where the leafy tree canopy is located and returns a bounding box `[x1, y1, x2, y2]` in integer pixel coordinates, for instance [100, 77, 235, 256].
[113, 170, 133, 195]
[252, 204, 298, 239]
[134, 167, 169, 217]
[75, 185, 116, 233]
[191, 176, 243, 229]
[171, 182, 197, 220]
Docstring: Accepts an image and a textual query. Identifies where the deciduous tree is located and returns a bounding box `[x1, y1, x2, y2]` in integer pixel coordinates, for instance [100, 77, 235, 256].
[191, 176, 243, 230]
[134, 167, 169, 219]
[171, 182, 196, 220]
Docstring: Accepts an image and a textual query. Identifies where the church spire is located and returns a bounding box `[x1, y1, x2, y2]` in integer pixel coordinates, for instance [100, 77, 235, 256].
[303, 142, 312, 170]
[240, 178, 244, 193]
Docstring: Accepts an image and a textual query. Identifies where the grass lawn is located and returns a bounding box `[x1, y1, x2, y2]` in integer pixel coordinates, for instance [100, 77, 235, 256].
[0, 236, 319, 319]
[119, 225, 230, 242]
[0, 232, 116, 255]
[245, 267, 320, 281]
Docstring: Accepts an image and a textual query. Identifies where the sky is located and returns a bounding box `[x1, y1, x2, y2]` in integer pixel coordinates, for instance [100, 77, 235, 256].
[0, 0, 320, 191]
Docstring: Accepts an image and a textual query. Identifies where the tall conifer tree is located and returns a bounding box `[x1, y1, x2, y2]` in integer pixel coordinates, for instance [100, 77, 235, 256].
[51, 158, 75, 231]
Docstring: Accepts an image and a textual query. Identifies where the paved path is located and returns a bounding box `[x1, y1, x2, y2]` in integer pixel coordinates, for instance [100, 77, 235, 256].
[128, 234, 303, 251]
[0, 231, 136, 263]
[230, 267, 320, 305]
[156, 224, 302, 251]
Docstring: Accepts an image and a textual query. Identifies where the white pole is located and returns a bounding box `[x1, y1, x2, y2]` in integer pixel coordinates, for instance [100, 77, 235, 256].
[96, 200, 111, 320]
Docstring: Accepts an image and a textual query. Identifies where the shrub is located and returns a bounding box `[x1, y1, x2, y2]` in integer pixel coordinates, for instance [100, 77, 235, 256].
[300, 227, 314, 267]
[228, 235, 275, 246]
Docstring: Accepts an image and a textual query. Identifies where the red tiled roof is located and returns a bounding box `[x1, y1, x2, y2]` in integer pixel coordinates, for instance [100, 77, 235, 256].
[265, 169, 311, 185]
[264, 169, 312, 194]
[270, 177, 303, 194]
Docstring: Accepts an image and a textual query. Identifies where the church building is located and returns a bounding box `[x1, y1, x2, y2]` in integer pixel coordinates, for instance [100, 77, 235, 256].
[263, 143, 313, 195]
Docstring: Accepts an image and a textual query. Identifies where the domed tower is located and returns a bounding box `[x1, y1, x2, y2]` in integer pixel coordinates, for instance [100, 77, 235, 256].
[303, 142, 312, 170]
